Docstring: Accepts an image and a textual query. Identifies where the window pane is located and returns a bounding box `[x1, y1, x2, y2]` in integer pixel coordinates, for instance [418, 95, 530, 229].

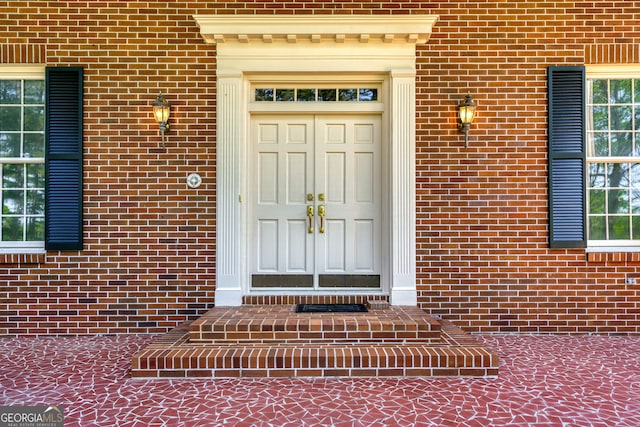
[589, 162, 606, 187]
[2, 164, 24, 188]
[26, 217, 44, 241]
[589, 189, 605, 214]
[318, 89, 336, 101]
[591, 79, 608, 104]
[26, 164, 44, 188]
[0, 80, 20, 104]
[636, 80, 640, 103]
[591, 132, 609, 156]
[0, 133, 20, 157]
[338, 89, 357, 101]
[633, 216, 640, 239]
[2, 217, 23, 241]
[607, 163, 629, 188]
[607, 163, 629, 187]
[589, 216, 606, 240]
[296, 89, 316, 102]
[23, 106, 44, 131]
[611, 132, 633, 156]
[591, 106, 609, 130]
[359, 88, 377, 101]
[632, 189, 640, 214]
[3, 189, 24, 214]
[24, 133, 44, 158]
[632, 163, 640, 187]
[275, 89, 294, 101]
[609, 216, 630, 239]
[26, 189, 44, 215]
[610, 105, 632, 130]
[636, 107, 640, 131]
[23, 81, 45, 104]
[255, 88, 274, 101]
[0, 107, 21, 131]
[608, 189, 629, 214]
[610, 79, 632, 104]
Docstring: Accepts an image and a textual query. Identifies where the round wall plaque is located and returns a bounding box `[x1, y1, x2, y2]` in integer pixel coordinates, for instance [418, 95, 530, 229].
[186, 173, 202, 188]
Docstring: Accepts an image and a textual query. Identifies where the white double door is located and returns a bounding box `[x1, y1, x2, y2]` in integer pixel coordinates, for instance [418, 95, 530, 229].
[250, 114, 382, 290]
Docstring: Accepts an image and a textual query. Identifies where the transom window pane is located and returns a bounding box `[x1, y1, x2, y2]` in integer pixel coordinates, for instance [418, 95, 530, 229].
[296, 89, 316, 102]
[275, 88, 294, 101]
[254, 86, 379, 102]
[0, 77, 45, 245]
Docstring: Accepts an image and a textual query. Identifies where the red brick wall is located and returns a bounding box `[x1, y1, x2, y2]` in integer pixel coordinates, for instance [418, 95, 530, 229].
[1, 1, 640, 335]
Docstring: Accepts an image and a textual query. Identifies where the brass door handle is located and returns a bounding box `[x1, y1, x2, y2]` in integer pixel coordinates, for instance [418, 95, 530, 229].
[318, 205, 325, 234]
[307, 205, 314, 234]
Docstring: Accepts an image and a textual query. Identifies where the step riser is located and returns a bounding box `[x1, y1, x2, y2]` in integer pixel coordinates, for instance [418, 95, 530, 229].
[134, 368, 497, 378]
[133, 343, 498, 378]
[191, 331, 441, 344]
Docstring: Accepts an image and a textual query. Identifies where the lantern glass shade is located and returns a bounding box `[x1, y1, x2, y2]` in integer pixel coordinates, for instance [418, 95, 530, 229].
[153, 93, 170, 125]
[458, 94, 476, 125]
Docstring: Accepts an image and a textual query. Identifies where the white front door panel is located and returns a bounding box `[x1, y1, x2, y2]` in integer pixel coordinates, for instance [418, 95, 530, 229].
[251, 114, 381, 290]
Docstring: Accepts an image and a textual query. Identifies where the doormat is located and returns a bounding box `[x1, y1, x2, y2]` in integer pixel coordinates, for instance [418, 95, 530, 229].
[295, 303, 368, 313]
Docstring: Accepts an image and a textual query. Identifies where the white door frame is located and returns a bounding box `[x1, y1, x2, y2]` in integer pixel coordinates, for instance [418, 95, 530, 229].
[193, 14, 439, 306]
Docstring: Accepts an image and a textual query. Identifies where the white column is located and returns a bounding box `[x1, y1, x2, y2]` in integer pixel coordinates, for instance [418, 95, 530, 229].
[389, 70, 417, 306]
[215, 72, 243, 306]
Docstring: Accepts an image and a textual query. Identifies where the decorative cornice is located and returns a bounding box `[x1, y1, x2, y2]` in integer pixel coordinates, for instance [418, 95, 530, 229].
[193, 15, 438, 45]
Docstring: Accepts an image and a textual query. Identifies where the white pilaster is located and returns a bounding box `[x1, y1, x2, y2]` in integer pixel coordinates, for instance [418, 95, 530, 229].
[389, 70, 417, 306]
[215, 72, 243, 306]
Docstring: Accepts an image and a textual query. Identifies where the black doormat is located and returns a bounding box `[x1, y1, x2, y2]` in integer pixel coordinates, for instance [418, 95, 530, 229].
[295, 303, 368, 313]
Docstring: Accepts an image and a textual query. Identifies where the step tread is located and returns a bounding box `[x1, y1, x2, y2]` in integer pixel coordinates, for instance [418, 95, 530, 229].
[189, 305, 441, 344]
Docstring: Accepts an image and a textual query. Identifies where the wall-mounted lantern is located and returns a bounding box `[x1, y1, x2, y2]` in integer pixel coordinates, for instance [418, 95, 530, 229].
[152, 93, 170, 147]
[458, 93, 477, 148]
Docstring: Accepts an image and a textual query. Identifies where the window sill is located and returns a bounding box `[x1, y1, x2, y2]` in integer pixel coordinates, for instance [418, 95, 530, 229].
[0, 252, 45, 266]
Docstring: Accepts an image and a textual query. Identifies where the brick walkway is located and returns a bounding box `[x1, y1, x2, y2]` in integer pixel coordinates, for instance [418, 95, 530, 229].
[1, 334, 639, 426]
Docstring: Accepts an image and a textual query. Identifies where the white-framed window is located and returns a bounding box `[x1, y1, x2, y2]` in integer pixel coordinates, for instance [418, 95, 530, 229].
[253, 86, 380, 102]
[0, 66, 45, 252]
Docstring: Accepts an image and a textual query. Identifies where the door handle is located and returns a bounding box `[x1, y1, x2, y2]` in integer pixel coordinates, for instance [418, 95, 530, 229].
[318, 205, 325, 234]
[307, 205, 314, 234]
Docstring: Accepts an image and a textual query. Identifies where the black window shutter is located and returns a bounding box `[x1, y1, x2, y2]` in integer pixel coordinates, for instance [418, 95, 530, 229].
[45, 67, 83, 250]
[548, 66, 586, 248]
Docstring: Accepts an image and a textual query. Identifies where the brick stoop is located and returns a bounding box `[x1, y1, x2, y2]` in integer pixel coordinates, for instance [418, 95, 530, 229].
[189, 304, 440, 344]
[132, 304, 499, 379]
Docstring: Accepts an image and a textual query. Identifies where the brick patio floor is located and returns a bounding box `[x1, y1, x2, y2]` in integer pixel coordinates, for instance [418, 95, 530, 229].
[1, 334, 639, 426]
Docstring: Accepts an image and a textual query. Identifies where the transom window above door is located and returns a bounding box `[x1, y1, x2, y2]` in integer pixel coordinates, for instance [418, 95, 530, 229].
[254, 87, 380, 103]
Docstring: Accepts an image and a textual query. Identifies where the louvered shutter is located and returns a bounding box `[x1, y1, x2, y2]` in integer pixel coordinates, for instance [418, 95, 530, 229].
[45, 67, 83, 250]
[548, 66, 586, 248]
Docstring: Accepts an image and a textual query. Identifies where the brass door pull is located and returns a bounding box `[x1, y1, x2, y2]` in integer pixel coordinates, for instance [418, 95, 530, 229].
[318, 205, 325, 234]
[307, 205, 314, 234]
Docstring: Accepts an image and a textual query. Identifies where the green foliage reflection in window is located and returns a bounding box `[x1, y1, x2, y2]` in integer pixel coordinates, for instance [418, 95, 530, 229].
[254, 87, 378, 102]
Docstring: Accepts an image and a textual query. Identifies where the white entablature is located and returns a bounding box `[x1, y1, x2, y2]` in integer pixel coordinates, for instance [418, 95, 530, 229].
[193, 15, 438, 45]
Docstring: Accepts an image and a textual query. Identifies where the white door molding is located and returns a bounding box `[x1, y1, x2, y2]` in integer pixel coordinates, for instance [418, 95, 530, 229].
[194, 14, 438, 306]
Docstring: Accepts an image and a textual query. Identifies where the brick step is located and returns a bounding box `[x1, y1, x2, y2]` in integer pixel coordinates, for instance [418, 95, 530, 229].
[188, 305, 441, 344]
[132, 305, 499, 379]
[132, 324, 498, 378]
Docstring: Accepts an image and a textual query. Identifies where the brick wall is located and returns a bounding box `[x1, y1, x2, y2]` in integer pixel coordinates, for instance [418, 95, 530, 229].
[1, 1, 639, 335]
